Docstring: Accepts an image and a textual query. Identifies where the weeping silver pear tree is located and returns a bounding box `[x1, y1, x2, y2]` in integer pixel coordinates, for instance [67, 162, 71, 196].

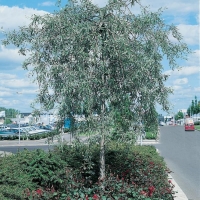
[2, 0, 190, 179]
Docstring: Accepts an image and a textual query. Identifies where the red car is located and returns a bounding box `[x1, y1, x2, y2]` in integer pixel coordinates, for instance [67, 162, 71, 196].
[184, 118, 195, 131]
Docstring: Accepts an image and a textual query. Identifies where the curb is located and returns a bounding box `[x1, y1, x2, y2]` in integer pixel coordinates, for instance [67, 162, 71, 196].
[156, 149, 188, 200]
[168, 174, 188, 200]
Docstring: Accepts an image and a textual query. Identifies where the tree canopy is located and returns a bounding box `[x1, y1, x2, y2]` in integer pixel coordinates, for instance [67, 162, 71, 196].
[187, 96, 200, 116]
[175, 111, 184, 121]
[0, 107, 19, 118]
[2, 0, 190, 178]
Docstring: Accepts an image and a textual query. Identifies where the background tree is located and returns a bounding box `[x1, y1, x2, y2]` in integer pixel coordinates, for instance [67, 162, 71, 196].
[191, 100, 195, 116]
[0, 107, 19, 118]
[194, 96, 199, 116]
[2, 0, 190, 179]
[175, 111, 184, 121]
[198, 101, 200, 114]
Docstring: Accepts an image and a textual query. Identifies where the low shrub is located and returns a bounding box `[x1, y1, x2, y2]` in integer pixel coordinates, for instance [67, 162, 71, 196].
[0, 142, 174, 199]
[145, 132, 157, 139]
[0, 149, 66, 199]
[51, 142, 174, 199]
[194, 121, 200, 125]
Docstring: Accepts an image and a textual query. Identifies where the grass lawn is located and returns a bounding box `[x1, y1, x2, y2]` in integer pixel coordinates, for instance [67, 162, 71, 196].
[195, 125, 200, 131]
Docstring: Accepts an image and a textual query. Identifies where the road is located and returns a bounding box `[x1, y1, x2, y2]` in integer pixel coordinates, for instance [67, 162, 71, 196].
[0, 145, 52, 154]
[0, 133, 86, 154]
[154, 125, 200, 200]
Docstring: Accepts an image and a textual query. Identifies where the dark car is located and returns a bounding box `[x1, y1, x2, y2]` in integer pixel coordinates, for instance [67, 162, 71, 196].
[39, 125, 54, 130]
[0, 130, 17, 137]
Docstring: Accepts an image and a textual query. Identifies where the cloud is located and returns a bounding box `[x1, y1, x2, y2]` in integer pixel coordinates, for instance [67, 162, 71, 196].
[173, 78, 188, 85]
[176, 24, 199, 45]
[0, 97, 34, 112]
[0, 90, 12, 97]
[0, 85, 13, 97]
[169, 25, 199, 45]
[140, 0, 198, 14]
[0, 72, 37, 89]
[90, 0, 198, 13]
[39, 1, 55, 7]
[91, 0, 108, 7]
[164, 66, 200, 76]
[186, 50, 200, 66]
[0, 6, 47, 30]
[171, 85, 182, 90]
[0, 73, 16, 79]
[0, 98, 13, 106]
[0, 45, 25, 66]
[0, 78, 35, 88]
[196, 13, 200, 23]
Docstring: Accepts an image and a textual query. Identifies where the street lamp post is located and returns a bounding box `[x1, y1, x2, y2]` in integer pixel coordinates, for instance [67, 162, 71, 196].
[18, 112, 21, 144]
[16, 92, 22, 144]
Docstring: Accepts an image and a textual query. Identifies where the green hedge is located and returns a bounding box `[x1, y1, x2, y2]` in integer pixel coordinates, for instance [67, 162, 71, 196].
[194, 121, 200, 125]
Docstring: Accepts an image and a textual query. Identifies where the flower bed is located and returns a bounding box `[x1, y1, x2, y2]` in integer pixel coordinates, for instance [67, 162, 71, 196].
[0, 143, 175, 199]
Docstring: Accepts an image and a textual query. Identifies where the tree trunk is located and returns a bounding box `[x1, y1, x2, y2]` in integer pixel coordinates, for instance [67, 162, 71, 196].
[100, 133, 105, 180]
[99, 102, 106, 180]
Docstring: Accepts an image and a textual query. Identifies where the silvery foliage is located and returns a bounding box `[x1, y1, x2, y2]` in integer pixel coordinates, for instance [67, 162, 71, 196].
[2, 0, 190, 138]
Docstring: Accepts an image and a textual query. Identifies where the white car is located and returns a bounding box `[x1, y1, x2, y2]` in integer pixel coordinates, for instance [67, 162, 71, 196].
[159, 121, 166, 126]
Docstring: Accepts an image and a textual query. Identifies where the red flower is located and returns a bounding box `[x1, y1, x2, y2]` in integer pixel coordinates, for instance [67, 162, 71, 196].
[148, 186, 155, 197]
[85, 194, 89, 200]
[36, 188, 43, 196]
[93, 194, 99, 199]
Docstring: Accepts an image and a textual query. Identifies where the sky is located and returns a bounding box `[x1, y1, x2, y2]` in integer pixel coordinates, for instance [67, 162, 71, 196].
[0, 0, 199, 115]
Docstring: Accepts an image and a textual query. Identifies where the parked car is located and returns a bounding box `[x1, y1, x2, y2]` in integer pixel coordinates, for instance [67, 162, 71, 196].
[0, 130, 17, 137]
[14, 126, 50, 135]
[159, 121, 166, 126]
[30, 126, 51, 134]
[9, 128, 28, 136]
[0, 125, 9, 130]
[39, 124, 55, 130]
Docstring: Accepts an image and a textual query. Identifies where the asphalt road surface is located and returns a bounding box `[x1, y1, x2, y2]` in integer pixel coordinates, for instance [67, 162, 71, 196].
[154, 125, 200, 200]
[0, 145, 53, 154]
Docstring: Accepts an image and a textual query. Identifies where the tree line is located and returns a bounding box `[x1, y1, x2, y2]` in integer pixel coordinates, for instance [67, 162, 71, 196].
[187, 96, 200, 116]
[0, 107, 19, 124]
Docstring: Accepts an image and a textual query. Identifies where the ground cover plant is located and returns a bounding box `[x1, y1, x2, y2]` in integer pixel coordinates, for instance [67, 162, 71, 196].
[0, 142, 175, 200]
